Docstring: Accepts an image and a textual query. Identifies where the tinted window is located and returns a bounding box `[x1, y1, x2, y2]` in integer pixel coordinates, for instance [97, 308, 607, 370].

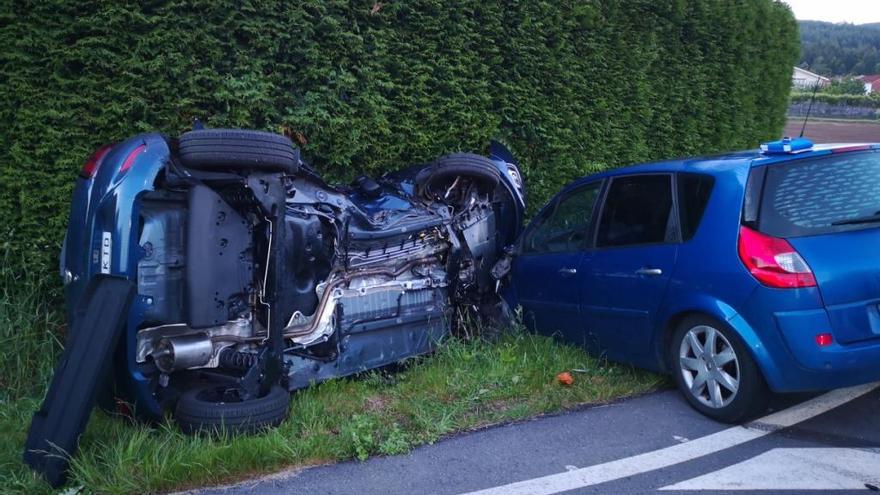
[678, 174, 715, 241]
[596, 175, 675, 247]
[522, 182, 601, 254]
[758, 151, 880, 237]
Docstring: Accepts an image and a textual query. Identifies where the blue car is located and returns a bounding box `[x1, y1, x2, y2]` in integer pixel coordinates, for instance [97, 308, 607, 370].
[26, 127, 527, 486]
[505, 138, 880, 422]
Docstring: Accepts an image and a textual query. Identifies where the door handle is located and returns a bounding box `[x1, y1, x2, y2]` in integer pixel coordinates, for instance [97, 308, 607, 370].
[558, 267, 577, 277]
[635, 267, 663, 276]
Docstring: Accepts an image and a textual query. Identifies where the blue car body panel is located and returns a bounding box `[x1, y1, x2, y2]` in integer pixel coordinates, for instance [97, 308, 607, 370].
[62, 133, 170, 417]
[511, 143, 880, 393]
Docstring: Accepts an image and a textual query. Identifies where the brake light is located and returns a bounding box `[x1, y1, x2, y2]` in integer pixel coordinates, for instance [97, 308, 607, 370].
[815, 333, 833, 347]
[831, 145, 872, 154]
[737, 226, 817, 288]
[79, 145, 113, 179]
[119, 144, 146, 173]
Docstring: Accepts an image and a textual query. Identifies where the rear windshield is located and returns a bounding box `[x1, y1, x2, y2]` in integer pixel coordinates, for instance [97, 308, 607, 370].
[757, 150, 880, 237]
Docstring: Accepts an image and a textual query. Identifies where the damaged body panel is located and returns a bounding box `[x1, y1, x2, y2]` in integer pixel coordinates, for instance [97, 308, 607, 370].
[27, 128, 524, 485]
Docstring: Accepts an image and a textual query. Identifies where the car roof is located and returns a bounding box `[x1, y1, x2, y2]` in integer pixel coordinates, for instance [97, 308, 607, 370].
[567, 142, 880, 189]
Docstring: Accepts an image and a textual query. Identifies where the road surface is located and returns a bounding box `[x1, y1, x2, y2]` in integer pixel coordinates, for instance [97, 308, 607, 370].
[186, 383, 880, 495]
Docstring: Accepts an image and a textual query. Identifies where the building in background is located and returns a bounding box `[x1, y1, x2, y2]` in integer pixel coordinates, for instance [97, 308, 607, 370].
[856, 75, 880, 94]
[792, 67, 831, 90]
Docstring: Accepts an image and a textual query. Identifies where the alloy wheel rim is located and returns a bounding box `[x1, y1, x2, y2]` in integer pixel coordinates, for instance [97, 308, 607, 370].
[679, 325, 740, 409]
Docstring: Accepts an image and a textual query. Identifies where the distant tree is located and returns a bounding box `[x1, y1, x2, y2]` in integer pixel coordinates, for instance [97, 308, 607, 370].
[799, 21, 880, 76]
[824, 78, 867, 95]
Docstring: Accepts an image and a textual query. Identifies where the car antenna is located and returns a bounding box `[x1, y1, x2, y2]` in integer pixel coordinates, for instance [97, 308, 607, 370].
[798, 77, 821, 138]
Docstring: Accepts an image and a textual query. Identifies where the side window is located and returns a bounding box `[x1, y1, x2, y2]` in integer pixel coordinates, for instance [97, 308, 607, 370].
[677, 173, 715, 241]
[596, 175, 675, 248]
[522, 182, 602, 254]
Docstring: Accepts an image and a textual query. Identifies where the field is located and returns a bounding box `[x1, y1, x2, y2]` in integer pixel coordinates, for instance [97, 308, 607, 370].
[784, 118, 880, 143]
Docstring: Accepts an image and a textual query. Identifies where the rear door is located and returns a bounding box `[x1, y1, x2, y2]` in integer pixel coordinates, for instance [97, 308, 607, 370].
[511, 180, 602, 345]
[756, 149, 880, 344]
[579, 174, 679, 359]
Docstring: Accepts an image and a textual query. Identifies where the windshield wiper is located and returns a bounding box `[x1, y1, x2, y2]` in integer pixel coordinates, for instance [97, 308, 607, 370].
[832, 212, 880, 226]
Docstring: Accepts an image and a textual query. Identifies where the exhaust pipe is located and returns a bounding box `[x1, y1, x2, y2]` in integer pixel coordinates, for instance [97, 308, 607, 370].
[151, 334, 213, 373]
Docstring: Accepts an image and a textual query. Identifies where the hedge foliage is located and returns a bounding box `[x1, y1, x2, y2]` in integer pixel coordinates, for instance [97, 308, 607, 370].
[1, 0, 798, 284]
[790, 91, 880, 109]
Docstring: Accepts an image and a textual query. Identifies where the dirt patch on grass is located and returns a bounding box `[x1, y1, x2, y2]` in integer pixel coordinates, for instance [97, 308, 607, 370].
[784, 118, 880, 143]
[364, 395, 392, 412]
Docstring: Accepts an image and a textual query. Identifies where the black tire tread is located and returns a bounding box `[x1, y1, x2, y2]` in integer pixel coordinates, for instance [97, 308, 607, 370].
[415, 152, 501, 194]
[175, 384, 290, 435]
[178, 129, 299, 173]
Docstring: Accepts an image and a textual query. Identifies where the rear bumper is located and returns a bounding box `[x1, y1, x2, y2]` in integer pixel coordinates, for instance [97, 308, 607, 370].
[773, 308, 880, 391]
[61, 133, 171, 419]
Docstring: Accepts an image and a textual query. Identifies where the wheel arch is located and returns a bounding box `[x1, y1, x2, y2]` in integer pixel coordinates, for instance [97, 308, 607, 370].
[653, 295, 754, 371]
[654, 301, 781, 390]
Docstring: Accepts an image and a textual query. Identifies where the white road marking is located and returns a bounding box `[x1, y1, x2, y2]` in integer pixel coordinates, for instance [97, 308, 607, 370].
[660, 447, 880, 491]
[673, 435, 690, 443]
[459, 383, 879, 495]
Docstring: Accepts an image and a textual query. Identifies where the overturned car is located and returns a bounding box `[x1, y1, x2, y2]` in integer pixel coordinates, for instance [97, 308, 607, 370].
[25, 128, 525, 485]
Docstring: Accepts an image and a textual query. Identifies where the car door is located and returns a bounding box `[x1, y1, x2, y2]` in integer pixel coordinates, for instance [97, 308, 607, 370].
[511, 180, 603, 345]
[579, 174, 679, 362]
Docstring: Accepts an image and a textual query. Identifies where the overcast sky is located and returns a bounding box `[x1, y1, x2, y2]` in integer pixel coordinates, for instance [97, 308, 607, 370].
[782, 0, 880, 24]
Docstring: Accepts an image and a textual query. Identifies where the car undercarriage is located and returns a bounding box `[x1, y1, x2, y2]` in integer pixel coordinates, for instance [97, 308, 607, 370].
[26, 127, 525, 486]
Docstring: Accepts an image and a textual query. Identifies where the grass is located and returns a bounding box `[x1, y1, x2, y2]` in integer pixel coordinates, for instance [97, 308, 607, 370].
[0, 274, 666, 494]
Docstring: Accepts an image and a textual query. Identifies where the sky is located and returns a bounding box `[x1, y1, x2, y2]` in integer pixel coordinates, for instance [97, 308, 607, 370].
[782, 0, 880, 24]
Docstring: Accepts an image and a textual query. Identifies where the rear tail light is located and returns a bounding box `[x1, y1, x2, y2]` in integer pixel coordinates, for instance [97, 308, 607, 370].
[831, 145, 872, 154]
[119, 144, 146, 173]
[79, 145, 113, 179]
[737, 225, 817, 288]
[815, 333, 834, 347]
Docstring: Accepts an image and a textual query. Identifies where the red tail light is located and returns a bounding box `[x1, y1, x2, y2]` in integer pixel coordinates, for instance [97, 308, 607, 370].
[831, 145, 872, 154]
[738, 226, 817, 288]
[119, 144, 146, 173]
[79, 145, 113, 179]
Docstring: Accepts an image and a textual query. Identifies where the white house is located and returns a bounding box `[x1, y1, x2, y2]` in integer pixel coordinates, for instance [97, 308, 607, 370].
[857, 75, 880, 94]
[792, 67, 830, 90]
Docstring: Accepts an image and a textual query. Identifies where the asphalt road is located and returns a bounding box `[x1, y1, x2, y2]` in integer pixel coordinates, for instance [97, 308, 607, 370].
[187, 383, 880, 495]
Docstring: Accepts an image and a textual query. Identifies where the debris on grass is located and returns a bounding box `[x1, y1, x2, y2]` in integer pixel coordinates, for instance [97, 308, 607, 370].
[556, 371, 574, 386]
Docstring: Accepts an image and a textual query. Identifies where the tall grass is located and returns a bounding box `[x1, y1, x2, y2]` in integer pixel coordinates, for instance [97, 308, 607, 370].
[0, 264, 63, 401]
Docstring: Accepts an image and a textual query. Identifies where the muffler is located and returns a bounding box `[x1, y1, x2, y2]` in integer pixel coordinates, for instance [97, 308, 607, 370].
[150, 334, 213, 373]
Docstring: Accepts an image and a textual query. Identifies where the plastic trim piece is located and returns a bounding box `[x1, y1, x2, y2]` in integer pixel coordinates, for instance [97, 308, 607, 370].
[23, 275, 135, 487]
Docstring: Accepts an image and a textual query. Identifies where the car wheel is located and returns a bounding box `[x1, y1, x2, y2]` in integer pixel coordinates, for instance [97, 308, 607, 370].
[175, 383, 290, 435]
[415, 152, 502, 197]
[670, 315, 769, 423]
[178, 128, 300, 174]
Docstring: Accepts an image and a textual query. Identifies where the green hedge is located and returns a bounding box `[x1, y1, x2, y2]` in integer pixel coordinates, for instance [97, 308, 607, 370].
[790, 91, 880, 108]
[1, 0, 798, 285]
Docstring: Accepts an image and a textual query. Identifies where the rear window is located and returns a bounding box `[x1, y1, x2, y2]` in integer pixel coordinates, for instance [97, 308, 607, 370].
[757, 150, 880, 237]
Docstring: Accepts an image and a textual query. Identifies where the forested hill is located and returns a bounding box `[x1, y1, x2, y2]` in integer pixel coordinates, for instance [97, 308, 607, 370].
[798, 20, 880, 76]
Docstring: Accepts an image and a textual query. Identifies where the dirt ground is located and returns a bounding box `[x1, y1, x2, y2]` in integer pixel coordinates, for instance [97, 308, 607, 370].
[784, 118, 880, 143]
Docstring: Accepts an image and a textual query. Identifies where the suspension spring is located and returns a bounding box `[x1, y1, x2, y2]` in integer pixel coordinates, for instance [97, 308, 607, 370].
[218, 348, 259, 371]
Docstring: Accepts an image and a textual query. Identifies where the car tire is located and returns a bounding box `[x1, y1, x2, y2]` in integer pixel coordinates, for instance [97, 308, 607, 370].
[178, 128, 300, 174]
[670, 315, 769, 423]
[415, 152, 501, 196]
[175, 383, 290, 435]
